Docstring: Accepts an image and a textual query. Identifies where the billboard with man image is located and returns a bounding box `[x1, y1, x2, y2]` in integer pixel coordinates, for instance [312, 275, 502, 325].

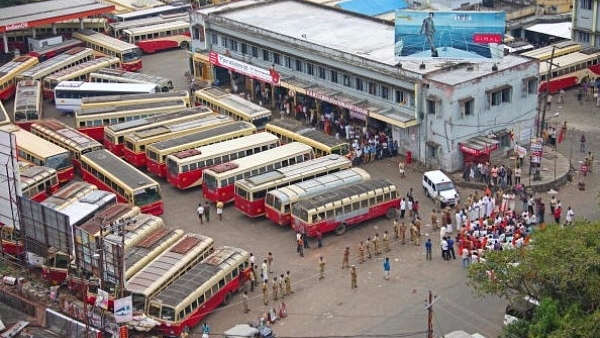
[394, 10, 506, 60]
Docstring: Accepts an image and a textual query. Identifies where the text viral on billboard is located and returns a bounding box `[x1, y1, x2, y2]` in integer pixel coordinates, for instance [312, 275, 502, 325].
[394, 10, 506, 61]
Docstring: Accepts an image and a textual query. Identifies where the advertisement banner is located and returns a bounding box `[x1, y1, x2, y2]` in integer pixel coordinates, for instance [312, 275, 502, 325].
[96, 289, 109, 310]
[209, 52, 280, 85]
[114, 296, 133, 323]
[530, 137, 544, 164]
[394, 11, 506, 60]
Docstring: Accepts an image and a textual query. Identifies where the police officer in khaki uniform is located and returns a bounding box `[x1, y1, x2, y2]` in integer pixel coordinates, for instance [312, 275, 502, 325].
[342, 246, 350, 268]
[383, 231, 390, 252]
[399, 222, 407, 244]
[366, 237, 373, 259]
[262, 279, 269, 305]
[350, 265, 358, 289]
[358, 241, 365, 263]
[373, 233, 381, 255]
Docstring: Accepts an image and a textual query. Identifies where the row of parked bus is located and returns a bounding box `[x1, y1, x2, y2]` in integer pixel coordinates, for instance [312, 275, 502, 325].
[0, 173, 253, 338]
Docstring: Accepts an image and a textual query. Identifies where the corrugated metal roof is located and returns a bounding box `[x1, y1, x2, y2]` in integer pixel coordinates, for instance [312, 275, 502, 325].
[0, 0, 113, 31]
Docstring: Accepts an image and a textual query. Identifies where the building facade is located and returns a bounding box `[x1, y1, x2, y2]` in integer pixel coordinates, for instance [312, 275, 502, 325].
[572, 0, 600, 46]
[189, 0, 539, 172]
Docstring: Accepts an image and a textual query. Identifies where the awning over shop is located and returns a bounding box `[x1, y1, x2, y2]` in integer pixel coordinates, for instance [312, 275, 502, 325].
[306, 86, 369, 116]
[369, 108, 418, 128]
[280, 76, 314, 95]
[459, 136, 499, 156]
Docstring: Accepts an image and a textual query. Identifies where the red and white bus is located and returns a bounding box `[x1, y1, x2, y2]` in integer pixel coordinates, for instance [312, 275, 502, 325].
[125, 227, 185, 280]
[54, 80, 156, 112]
[80, 149, 164, 216]
[202, 142, 314, 204]
[145, 121, 257, 177]
[108, 13, 189, 38]
[122, 20, 191, 54]
[19, 165, 60, 202]
[538, 50, 600, 93]
[43, 57, 121, 101]
[166, 133, 280, 190]
[18, 47, 95, 81]
[147, 246, 251, 338]
[75, 97, 189, 141]
[122, 114, 232, 168]
[0, 55, 39, 100]
[72, 30, 143, 71]
[112, 4, 191, 22]
[90, 68, 174, 92]
[234, 154, 352, 218]
[104, 106, 213, 157]
[127, 233, 215, 314]
[291, 179, 400, 237]
[27, 39, 86, 61]
[13, 80, 43, 130]
[30, 119, 103, 171]
[1, 124, 74, 184]
[264, 168, 371, 226]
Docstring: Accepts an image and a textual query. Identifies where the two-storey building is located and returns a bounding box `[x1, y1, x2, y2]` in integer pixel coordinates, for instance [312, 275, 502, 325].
[189, 0, 539, 172]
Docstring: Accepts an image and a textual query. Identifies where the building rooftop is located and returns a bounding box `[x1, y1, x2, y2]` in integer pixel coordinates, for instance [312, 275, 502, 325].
[0, 0, 114, 33]
[203, 0, 534, 78]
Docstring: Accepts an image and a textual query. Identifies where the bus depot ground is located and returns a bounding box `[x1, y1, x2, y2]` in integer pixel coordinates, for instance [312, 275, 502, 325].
[4, 49, 600, 338]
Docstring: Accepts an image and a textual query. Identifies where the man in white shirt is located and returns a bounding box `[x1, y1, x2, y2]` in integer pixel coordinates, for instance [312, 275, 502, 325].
[565, 206, 575, 226]
[196, 203, 204, 224]
[440, 237, 449, 260]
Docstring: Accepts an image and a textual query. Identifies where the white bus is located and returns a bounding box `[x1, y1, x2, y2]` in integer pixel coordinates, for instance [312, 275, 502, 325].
[89, 68, 174, 92]
[54, 81, 157, 112]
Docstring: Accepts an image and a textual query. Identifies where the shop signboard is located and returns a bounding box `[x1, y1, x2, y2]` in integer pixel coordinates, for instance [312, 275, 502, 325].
[394, 11, 506, 60]
[209, 52, 280, 85]
[530, 137, 543, 164]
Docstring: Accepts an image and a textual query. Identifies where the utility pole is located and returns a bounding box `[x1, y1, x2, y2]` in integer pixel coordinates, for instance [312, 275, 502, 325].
[424, 290, 439, 338]
[538, 46, 556, 138]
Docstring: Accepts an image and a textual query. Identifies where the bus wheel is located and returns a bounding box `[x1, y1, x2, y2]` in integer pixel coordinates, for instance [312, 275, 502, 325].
[386, 208, 397, 219]
[335, 223, 346, 235]
[222, 291, 232, 306]
[180, 41, 189, 50]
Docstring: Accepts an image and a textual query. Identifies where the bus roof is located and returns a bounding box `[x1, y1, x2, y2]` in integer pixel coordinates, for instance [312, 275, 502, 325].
[18, 47, 93, 78]
[82, 149, 159, 189]
[55, 80, 157, 93]
[130, 114, 231, 140]
[91, 68, 173, 85]
[237, 154, 350, 188]
[44, 56, 120, 81]
[14, 80, 41, 113]
[60, 190, 117, 226]
[538, 51, 600, 73]
[199, 87, 271, 118]
[151, 246, 248, 307]
[207, 142, 313, 175]
[122, 20, 189, 35]
[169, 133, 279, 160]
[104, 213, 162, 249]
[116, 4, 190, 20]
[73, 29, 139, 51]
[0, 56, 38, 77]
[148, 121, 254, 151]
[82, 90, 189, 105]
[267, 119, 346, 147]
[5, 125, 70, 157]
[77, 99, 186, 116]
[40, 181, 97, 209]
[293, 179, 395, 211]
[31, 118, 102, 150]
[125, 233, 214, 293]
[107, 107, 213, 133]
[125, 228, 184, 270]
[78, 203, 137, 234]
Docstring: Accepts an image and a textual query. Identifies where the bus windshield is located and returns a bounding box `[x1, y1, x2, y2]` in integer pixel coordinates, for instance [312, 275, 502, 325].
[133, 186, 162, 207]
[123, 49, 142, 62]
[46, 153, 72, 171]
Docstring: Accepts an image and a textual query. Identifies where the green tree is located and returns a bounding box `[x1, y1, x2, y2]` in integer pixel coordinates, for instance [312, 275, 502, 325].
[467, 221, 600, 338]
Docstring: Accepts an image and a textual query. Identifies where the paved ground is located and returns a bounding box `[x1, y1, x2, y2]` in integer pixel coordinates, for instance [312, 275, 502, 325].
[3, 49, 600, 338]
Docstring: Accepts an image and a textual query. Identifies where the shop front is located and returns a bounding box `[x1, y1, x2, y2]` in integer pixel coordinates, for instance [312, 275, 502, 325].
[459, 136, 500, 165]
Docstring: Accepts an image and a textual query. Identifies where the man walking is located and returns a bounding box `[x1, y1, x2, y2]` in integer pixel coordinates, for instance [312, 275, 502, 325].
[342, 246, 350, 269]
[204, 201, 211, 222]
[350, 265, 358, 289]
[383, 257, 391, 280]
[216, 200, 224, 220]
[242, 291, 250, 313]
[425, 238, 432, 260]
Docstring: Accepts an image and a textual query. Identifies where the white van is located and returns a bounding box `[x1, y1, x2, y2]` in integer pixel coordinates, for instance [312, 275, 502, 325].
[422, 170, 459, 207]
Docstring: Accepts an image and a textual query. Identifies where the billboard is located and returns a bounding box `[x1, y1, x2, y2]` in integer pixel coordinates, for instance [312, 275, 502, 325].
[394, 11, 506, 60]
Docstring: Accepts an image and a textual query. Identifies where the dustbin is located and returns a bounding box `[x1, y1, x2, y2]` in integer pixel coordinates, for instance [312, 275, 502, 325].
[406, 151, 412, 164]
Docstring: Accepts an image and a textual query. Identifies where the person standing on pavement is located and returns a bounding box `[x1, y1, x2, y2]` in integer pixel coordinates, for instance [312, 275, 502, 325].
[267, 252, 274, 273]
[580, 134, 586, 153]
[204, 201, 211, 222]
[342, 246, 350, 268]
[261, 260, 268, 282]
[358, 241, 365, 263]
[399, 198, 406, 218]
[249, 265, 256, 292]
[399, 222, 407, 244]
[565, 206, 575, 226]
[383, 231, 390, 252]
[383, 257, 391, 280]
[441, 237, 449, 260]
[262, 279, 269, 305]
[216, 200, 224, 220]
[554, 204, 562, 224]
[425, 238, 432, 260]
[398, 160, 406, 178]
[373, 233, 381, 255]
[279, 274, 285, 299]
[447, 236, 456, 259]
[350, 265, 358, 289]
[285, 271, 293, 294]
[196, 203, 204, 224]
[366, 237, 372, 259]
[316, 230, 323, 248]
[272, 277, 278, 301]
[318, 256, 326, 280]
[243, 291, 250, 313]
